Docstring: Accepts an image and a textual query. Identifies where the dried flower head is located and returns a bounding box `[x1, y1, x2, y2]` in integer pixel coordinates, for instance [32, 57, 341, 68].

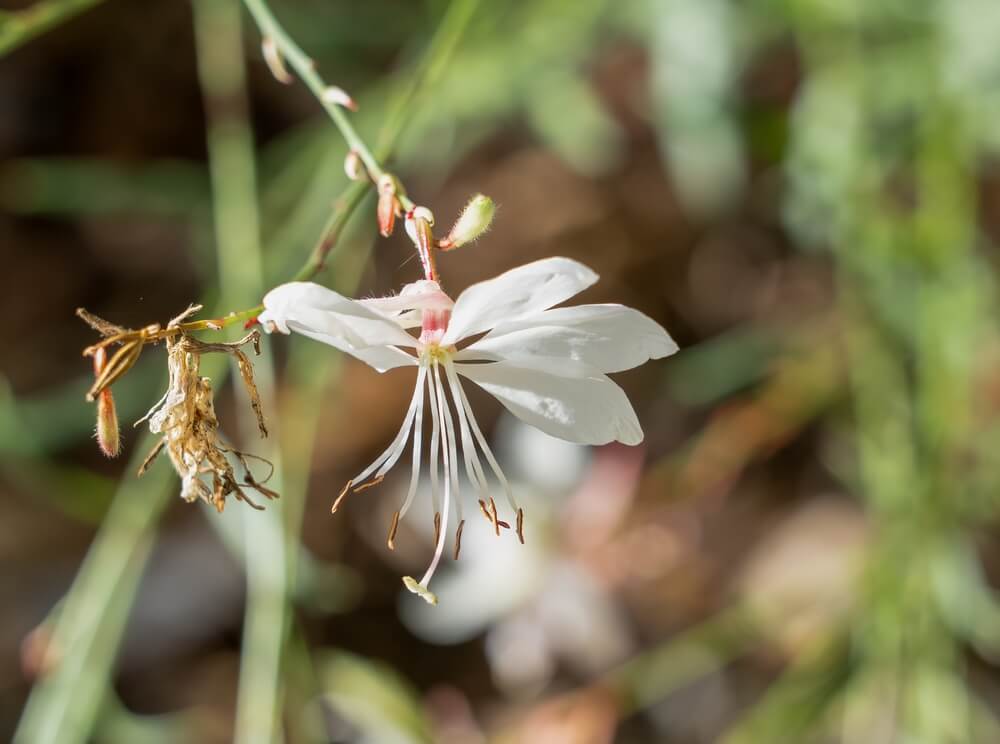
[136, 306, 277, 512]
[92, 347, 121, 458]
[77, 303, 277, 510]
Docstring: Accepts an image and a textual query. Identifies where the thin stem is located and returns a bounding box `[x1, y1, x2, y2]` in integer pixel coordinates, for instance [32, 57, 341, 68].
[192, 0, 289, 741]
[0, 0, 105, 57]
[291, 178, 369, 282]
[12, 443, 174, 744]
[241, 0, 414, 208]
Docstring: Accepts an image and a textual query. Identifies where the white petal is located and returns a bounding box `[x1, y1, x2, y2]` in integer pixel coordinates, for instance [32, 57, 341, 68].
[456, 359, 643, 446]
[360, 279, 453, 318]
[441, 257, 599, 346]
[261, 282, 418, 372]
[288, 322, 417, 372]
[458, 304, 678, 375]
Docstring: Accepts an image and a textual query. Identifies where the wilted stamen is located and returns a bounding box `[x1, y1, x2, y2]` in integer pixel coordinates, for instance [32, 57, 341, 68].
[92, 348, 121, 458]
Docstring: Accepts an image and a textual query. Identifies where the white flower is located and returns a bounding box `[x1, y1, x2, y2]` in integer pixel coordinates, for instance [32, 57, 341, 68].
[258, 257, 678, 603]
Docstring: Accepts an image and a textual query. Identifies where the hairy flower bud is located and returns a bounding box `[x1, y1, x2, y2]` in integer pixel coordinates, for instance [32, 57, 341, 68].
[439, 194, 495, 251]
[377, 174, 401, 237]
[92, 348, 121, 458]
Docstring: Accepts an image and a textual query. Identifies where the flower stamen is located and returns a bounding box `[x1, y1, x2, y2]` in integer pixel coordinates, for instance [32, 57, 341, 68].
[453, 520, 465, 560]
[331, 479, 352, 514]
[353, 474, 384, 493]
[387, 510, 400, 550]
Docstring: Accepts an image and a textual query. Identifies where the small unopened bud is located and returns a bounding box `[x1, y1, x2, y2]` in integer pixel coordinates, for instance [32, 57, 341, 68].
[406, 207, 438, 281]
[92, 348, 121, 458]
[377, 174, 401, 237]
[321, 85, 358, 111]
[261, 36, 293, 84]
[344, 150, 363, 180]
[439, 194, 495, 251]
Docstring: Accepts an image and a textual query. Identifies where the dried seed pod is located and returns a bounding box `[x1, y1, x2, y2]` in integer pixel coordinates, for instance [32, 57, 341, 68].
[136, 321, 278, 511]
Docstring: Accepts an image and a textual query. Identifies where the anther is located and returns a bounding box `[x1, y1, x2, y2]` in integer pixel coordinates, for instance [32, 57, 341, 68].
[453, 520, 465, 560]
[331, 480, 352, 513]
[353, 474, 385, 493]
[478, 498, 493, 523]
[387, 510, 400, 550]
[516, 508, 525, 544]
[433, 511, 442, 547]
[489, 497, 500, 536]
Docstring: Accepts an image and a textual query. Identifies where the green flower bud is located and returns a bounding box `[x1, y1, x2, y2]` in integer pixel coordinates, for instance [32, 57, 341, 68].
[440, 194, 495, 250]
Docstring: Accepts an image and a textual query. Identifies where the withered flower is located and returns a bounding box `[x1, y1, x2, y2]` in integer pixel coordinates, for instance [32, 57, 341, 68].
[78, 304, 278, 511]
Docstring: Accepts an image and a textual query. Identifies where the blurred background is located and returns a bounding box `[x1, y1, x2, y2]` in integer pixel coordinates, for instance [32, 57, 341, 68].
[3, 0, 1000, 741]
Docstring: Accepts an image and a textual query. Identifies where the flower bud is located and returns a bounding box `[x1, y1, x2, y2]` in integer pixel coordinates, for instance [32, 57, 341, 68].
[439, 194, 495, 251]
[261, 35, 293, 84]
[405, 207, 438, 282]
[377, 174, 401, 237]
[92, 348, 121, 458]
[343, 150, 363, 181]
[321, 85, 358, 111]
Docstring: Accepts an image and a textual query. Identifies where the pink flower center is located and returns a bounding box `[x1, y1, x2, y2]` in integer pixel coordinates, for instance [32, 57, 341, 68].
[419, 308, 451, 346]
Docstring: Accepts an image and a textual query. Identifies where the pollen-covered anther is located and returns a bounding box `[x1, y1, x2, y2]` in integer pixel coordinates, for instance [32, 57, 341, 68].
[516, 508, 525, 544]
[453, 520, 465, 560]
[387, 510, 401, 550]
[332, 480, 353, 513]
[261, 35, 293, 84]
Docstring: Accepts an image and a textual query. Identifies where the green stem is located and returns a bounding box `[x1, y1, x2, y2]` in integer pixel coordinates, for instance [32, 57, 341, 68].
[192, 0, 289, 740]
[241, 0, 411, 207]
[16, 3, 483, 741]
[13, 444, 174, 744]
[0, 0, 104, 56]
